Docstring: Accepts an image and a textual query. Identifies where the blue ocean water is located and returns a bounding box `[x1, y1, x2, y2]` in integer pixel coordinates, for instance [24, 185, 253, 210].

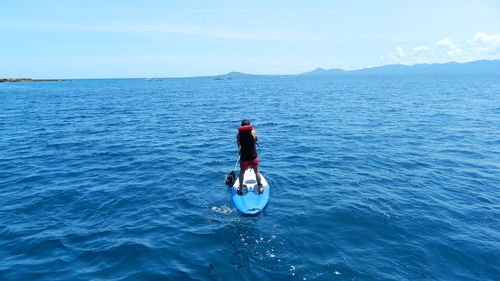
[1, 75, 499, 280]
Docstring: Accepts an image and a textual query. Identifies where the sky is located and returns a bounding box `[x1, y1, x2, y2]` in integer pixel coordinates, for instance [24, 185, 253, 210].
[1, 0, 499, 78]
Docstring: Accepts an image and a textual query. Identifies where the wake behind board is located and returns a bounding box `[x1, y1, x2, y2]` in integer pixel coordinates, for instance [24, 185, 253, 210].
[232, 168, 270, 215]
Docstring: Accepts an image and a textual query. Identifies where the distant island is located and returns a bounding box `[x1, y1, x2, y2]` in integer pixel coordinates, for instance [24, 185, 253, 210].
[2, 59, 499, 81]
[209, 59, 500, 79]
[201, 71, 259, 79]
[0, 78, 64, 83]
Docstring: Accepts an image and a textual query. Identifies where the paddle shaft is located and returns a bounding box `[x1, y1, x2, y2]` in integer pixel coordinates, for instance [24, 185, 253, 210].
[232, 152, 240, 172]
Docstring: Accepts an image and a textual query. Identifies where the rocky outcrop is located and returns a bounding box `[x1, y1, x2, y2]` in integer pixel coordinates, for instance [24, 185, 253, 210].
[0, 78, 64, 82]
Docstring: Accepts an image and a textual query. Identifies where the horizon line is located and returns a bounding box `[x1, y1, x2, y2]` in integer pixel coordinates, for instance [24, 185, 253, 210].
[1, 58, 498, 80]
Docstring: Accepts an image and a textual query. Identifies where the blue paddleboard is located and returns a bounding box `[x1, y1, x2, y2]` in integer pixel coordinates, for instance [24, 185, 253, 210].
[232, 168, 270, 215]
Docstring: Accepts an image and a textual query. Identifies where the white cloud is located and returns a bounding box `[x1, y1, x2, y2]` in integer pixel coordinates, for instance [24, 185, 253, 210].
[467, 32, 500, 45]
[465, 32, 500, 56]
[385, 33, 491, 63]
[436, 38, 462, 56]
[436, 38, 456, 48]
[395, 46, 406, 58]
[387, 46, 406, 61]
[383, 32, 500, 65]
[412, 45, 429, 53]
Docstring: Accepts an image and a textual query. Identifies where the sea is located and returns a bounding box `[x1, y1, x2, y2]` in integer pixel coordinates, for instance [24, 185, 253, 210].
[1, 75, 499, 281]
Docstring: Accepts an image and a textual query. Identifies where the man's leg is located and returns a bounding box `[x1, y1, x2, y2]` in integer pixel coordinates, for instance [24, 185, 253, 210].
[254, 166, 263, 190]
[238, 167, 247, 194]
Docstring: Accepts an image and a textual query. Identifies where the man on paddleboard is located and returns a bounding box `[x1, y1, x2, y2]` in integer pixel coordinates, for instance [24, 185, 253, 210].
[237, 119, 263, 195]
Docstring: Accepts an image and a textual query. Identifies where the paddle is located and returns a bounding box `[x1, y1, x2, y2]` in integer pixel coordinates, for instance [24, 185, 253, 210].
[225, 153, 240, 186]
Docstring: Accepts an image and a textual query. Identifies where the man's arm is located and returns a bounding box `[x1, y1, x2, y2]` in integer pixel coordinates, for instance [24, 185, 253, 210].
[252, 130, 258, 142]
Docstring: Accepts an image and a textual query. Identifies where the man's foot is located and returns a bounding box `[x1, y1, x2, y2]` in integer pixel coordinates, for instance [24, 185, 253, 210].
[237, 185, 246, 195]
[258, 185, 264, 194]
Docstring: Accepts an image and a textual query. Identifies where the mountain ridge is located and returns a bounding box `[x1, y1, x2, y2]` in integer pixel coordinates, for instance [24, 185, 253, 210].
[302, 60, 500, 75]
[209, 59, 500, 78]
